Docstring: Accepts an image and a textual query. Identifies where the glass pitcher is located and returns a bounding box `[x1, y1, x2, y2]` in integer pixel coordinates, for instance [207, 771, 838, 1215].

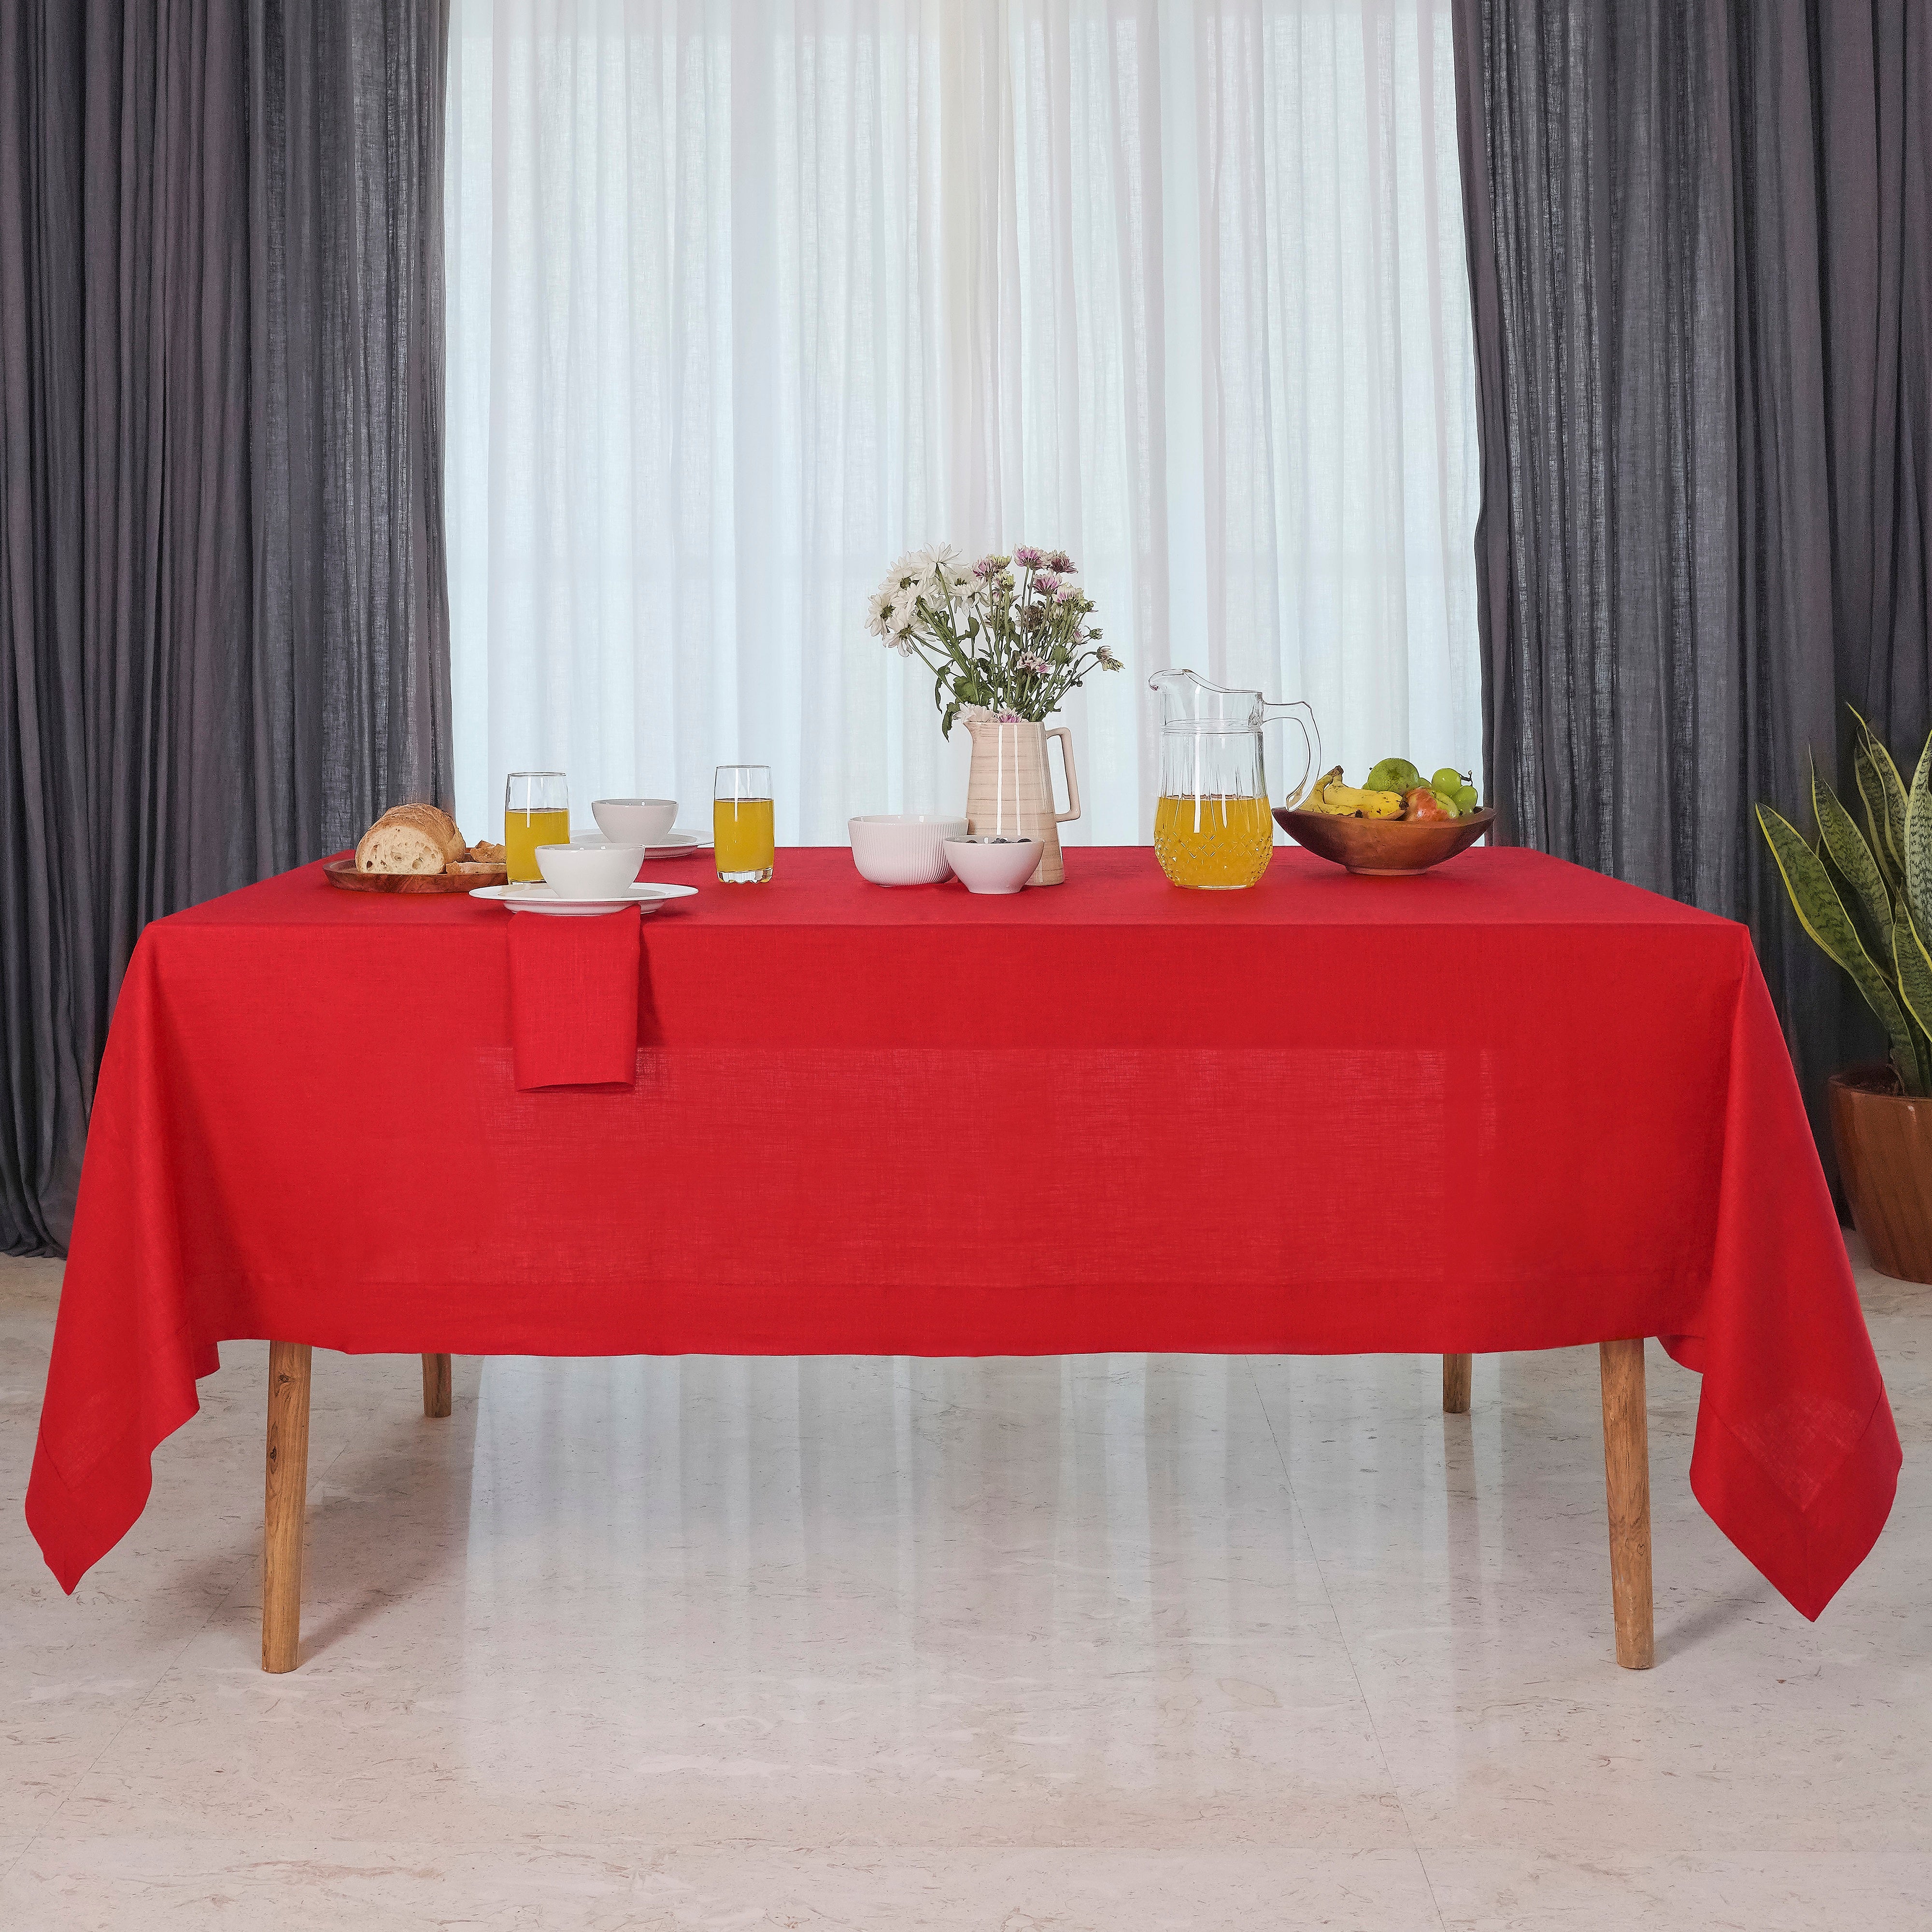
[1149, 668, 1320, 889]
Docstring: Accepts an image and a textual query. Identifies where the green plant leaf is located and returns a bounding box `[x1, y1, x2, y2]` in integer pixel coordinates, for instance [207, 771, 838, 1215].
[1893, 903, 1932, 1094]
[1818, 840, 1880, 964]
[1895, 897, 1932, 1028]
[1853, 739, 1904, 895]
[1759, 803, 1922, 1092]
[1903, 1007, 1932, 1098]
[1813, 755, 1894, 964]
[1904, 729, 1932, 942]
[1865, 724, 1911, 877]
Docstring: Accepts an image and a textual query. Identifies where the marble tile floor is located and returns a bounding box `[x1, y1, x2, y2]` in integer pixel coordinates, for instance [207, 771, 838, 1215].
[0, 1245, 1925, 1931]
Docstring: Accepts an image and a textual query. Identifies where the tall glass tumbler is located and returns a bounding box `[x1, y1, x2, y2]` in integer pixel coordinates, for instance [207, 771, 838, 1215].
[505, 771, 569, 882]
[713, 766, 775, 883]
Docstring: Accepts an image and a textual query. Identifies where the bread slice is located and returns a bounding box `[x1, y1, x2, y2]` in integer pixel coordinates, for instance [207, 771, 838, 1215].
[355, 803, 468, 875]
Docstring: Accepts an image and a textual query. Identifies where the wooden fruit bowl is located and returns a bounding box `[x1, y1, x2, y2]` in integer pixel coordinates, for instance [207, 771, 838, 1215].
[324, 859, 507, 894]
[1274, 806, 1495, 877]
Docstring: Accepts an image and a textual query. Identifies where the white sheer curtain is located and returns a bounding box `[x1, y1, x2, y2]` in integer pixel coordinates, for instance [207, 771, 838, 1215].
[445, 0, 1480, 846]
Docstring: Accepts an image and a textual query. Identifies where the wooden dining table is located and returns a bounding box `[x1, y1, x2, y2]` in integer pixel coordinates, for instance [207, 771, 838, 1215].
[28, 846, 1901, 1672]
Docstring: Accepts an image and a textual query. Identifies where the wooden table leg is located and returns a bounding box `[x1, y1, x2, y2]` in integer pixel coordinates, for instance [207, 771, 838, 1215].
[1442, 1353, 1472, 1414]
[1598, 1337, 1654, 1669]
[263, 1340, 313, 1674]
[422, 1352, 452, 1418]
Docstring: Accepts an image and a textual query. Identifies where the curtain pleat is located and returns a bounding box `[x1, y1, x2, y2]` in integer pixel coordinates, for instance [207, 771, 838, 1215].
[0, 0, 452, 1255]
[1452, 0, 1932, 1171]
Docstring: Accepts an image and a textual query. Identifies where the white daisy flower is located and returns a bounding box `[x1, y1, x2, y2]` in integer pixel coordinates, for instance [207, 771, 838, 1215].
[864, 586, 898, 638]
[914, 542, 966, 602]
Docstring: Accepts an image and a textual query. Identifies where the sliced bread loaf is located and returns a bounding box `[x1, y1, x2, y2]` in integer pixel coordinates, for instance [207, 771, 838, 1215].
[355, 804, 468, 875]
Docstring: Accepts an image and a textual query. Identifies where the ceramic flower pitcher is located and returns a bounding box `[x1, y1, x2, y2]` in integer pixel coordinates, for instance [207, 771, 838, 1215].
[963, 714, 1081, 887]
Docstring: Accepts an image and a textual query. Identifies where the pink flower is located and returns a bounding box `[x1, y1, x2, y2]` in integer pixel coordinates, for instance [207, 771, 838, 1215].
[1013, 544, 1045, 568]
[1048, 550, 1075, 573]
[1033, 572, 1061, 596]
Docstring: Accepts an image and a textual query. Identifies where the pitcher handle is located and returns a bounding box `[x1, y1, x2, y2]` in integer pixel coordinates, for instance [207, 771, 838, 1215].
[1047, 726, 1081, 824]
[1271, 702, 1320, 808]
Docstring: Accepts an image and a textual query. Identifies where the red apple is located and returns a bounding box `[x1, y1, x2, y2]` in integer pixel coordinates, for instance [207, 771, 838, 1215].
[1403, 786, 1453, 823]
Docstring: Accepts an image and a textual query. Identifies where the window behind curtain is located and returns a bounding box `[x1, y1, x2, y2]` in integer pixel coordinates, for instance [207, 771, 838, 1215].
[444, 0, 1481, 846]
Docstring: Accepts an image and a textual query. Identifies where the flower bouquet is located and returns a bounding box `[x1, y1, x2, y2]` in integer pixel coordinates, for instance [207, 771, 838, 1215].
[865, 544, 1122, 735]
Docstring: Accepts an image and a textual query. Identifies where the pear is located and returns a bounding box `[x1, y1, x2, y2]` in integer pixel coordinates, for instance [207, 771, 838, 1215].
[1365, 757, 1421, 797]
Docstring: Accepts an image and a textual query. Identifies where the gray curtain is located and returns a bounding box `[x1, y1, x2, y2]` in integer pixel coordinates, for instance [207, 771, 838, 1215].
[1453, 0, 1932, 1168]
[0, 0, 452, 1256]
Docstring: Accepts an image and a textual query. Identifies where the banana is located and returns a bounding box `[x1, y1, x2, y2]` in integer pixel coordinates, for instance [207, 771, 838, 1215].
[1295, 766, 1345, 813]
[1323, 783, 1403, 820]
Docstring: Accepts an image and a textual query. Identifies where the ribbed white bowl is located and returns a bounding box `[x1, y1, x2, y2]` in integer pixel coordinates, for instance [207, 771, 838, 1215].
[849, 814, 969, 886]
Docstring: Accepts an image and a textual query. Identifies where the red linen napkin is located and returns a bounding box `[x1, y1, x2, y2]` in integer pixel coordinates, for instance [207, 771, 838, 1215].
[507, 908, 640, 1088]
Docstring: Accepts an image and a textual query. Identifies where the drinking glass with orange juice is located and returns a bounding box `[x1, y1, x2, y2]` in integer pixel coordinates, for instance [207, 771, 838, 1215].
[505, 771, 569, 882]
[714, 766, 775, 882]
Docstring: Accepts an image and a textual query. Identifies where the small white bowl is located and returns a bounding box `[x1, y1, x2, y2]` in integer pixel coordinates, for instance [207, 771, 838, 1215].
[593, 797, 678, 843]
[849, 814, 969, 886]
[944, 835, 1040, 895]
[535, 841, 645, 898]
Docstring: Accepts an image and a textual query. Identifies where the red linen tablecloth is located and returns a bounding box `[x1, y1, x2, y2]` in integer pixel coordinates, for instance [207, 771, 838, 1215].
[28, 847, 1899, 1617]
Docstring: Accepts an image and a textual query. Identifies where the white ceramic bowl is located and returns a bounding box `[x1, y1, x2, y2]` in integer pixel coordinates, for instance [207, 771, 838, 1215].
[849, 814, 969, 886]
[592, 797, 678, 843]
[944, 835, 1040, 895]
[535, 841, 646, 898]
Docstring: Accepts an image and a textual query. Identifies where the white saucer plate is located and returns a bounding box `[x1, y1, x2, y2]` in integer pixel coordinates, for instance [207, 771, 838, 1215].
[569, 827, 713, 855]
[469, 881, 699, 919]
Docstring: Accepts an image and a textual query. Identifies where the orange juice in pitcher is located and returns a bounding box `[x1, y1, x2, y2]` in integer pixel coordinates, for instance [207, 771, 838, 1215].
[1153, 794, 1277, 889]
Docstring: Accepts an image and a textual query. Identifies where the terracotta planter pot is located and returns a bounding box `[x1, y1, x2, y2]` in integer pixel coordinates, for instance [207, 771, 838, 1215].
[1829, 1064, 1932, 1284]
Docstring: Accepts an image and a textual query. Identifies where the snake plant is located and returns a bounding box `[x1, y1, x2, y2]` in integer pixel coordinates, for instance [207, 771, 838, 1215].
[1758, 709, 1932, 1096]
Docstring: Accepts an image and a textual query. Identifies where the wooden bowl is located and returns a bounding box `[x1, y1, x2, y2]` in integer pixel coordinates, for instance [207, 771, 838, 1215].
[324, 859, 507, 894]
[1273, 806, 1496, 877]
